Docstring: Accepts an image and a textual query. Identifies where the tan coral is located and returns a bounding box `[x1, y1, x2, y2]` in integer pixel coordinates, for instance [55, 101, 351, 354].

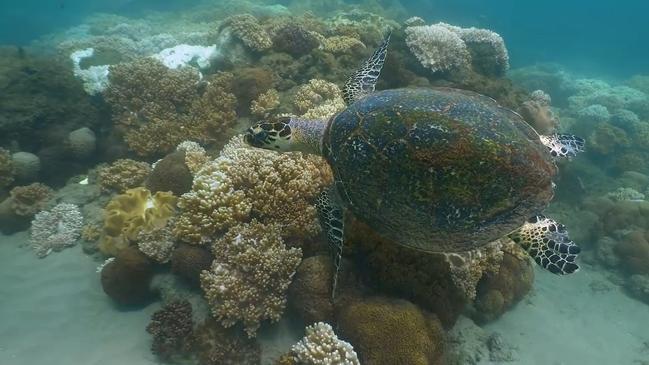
[200, 220, 302, 337]
[176, 141, 210, 175]
[321, 36, 365, 54]
[97, 159, 151, 193]
[250, 89, 280, 118]
[174, 135, 332, 244]
[0, 148, 15, 190]
[221, 14, 273, 52]
[9, 183, 54, 217]
[294, 79, 346, 120]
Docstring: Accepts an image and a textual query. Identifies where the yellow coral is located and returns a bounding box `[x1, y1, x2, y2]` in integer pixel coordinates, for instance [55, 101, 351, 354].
[0, 148, 15, 190]
[174, 136, 332, 244]
[97, 159, 151, 193]
[9, 183, 53, 217]
[200, 220, 302, 337]
[322, 36, 365, 54]
[294, 79, 346, 120]
[250, 89, 280, 118]
[99, 187, 177, 256]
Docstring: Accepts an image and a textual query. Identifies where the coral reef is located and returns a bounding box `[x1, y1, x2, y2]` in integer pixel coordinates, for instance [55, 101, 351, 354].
[322, 36, 366, 54]
[520, 89, 558, 134]
[0, 148, 15, 190]
[97, 159, 152, 193]
[221, 14, 273, 52]
[200, 220, 302, 337]
[136, 222, 176, 264]
[66, 127, 97, 159]
[291, 322, 360, 365]
[176, 141, 210, 175]
[288, 255, 335, 325]
[189, 319, 261, 365]
[271, 23, 320, 57]
[250, 89, 281, 118]
[404, 23, 470, 74]
[146, 300, 194, 361]
[171, 243, 214, 286]
[174, 136, 332, 244]
[100, 247, 155, 305]
[30, 203, 83, 258]
[99, 187, 177, 257]
[146, 150, 193, 196]
[11, 151, 41, 182]
[337, 297, 446, 365]
[105, 58, 237, 157]
[294, 79, 346, 120]
[8, 183, 53, 217]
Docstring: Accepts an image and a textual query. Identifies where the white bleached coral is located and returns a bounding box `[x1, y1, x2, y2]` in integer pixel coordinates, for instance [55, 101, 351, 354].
[152, 44, 219, 70]
[30, 203, 83, 258]
[70, 48, 110, 95]
[292, 322, 360, 365]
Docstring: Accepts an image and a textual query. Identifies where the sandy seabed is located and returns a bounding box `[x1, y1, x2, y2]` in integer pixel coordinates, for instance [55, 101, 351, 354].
[1, 230, 649, 365]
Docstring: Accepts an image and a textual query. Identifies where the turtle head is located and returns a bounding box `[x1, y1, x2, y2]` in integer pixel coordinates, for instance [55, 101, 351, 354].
[244, 118, 292, 152]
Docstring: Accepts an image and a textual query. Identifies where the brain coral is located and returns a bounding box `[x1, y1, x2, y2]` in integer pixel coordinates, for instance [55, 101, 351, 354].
[99, 187, 177, 257]
[30, 203, 83, 258]
[200, 220, 302, 337]
[174, 135, 332, 244]
[98, 159, 152, 193]
[105, 58, 237, 157]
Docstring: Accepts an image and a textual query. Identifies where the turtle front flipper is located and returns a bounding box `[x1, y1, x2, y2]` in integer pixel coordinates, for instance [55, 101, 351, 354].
[316, 186, 345, 300]
[342, 31, 391, 105]
[540, 134, 585, 158]
[509, 215, 581, 275]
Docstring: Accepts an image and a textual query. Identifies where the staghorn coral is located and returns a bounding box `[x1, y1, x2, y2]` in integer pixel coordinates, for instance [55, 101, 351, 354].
[97, 159, 152, 193]
[221, 14, 273, 52]
[405, 24, 470, 73]
[9, 183, 53, 217]
[146, 300, 194, 361]
[294, 79, 346, 120]
[30, 203, 83, 258]
[291, 322, 360, 365]
[337, 297, 446, 365]
[174, 135, 332, 244]
[250, 89, 280, 118]
[0, 148, 15, 190]
[200, 220, 302, 337]
[105, 58, 237, 157]
[99, 187, 177, 257]
[137, 222, 176, 264]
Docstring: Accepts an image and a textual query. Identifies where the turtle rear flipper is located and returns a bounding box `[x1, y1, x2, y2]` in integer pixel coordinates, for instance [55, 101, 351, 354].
[316, 186, 345, 300]
[540, 134, 585, 158]
[342, 31, 391, 105]
[509, 215, 580, 274]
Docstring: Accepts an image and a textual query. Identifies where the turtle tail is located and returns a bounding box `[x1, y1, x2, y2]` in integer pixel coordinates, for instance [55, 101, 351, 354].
[509, 215, 581, 275]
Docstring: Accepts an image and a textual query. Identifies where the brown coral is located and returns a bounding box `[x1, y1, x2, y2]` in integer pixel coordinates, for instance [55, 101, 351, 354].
[146, 150, 193, 196]
[200, 220, 302, 337]
[174, 136, 332, 244]
[146, 300, 194, 361]
[189, 319, 261, 365]
[337, 297, 446, 365]
[0, 147, 15, 190]
[105, 58, 237, 157]
[288, 255, 335, 325]
[97, 159, 151, 193]
[9, 183, 53, 217]
[100, 247, 155, 305]
[171, 243, 214, 286]
[221, 14, 273, 52]
[615, 231, 649, 275]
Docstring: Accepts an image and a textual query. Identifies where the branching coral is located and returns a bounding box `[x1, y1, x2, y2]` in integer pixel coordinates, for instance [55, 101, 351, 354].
[0, 148, 15, 190]
[221, 14, 273, 52]
[97, 159, 151, 193]
[200, 220, 302, 337]
[294, 79, 346, 120]
[405, 24, 470, 73]
[105, 58, 237, 157]
[30, 203, 83, 258]
[146, 300, 194, 361]
[174, 135, 332, 244]
[176, 141, 209, 175]
[99, 187, 177, 257]
[250, 89, 280, 118]
[291, 322, 360, 365]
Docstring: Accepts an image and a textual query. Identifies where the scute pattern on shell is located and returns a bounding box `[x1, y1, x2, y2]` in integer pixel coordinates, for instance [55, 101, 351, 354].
[324, 88, 556, 253]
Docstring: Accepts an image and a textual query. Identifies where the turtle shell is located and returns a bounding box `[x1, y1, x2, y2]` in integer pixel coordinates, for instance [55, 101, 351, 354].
[323, 87, 556, 253]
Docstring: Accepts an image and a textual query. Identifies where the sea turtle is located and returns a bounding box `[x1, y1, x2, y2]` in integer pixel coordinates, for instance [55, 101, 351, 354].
[244, 33, 584, 294]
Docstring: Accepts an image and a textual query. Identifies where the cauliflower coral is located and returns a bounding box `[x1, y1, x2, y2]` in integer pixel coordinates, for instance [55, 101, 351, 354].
[200, 220, 302, 337]
[294, 79, 346, 120]
[174, 136, 332, 244]
[292, 322, 360, 365]
[30, 203, 83, 258]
